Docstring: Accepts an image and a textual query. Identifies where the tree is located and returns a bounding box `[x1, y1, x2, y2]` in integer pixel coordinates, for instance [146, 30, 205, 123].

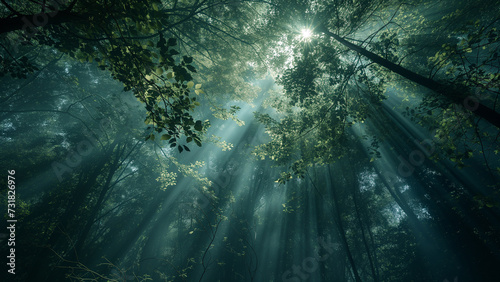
[254, 2, 500, 280]
[2, 1, 500, 281]
[318, 26, 500, 129]
[0, 0, 218, 149]
[255, 0, 500, 181]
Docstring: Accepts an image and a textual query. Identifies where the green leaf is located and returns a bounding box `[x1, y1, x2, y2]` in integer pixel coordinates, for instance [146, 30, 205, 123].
[194, 120, 203, 131]
[194, 139, 202, 147]
[161, 134, 171, 140]
[178, 145, 183, 153]
[167, 38, 177, 47]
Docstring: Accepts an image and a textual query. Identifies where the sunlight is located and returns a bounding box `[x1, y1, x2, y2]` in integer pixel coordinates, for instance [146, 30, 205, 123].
[300, 28, 312, 40]
[9, 0, 500, 280]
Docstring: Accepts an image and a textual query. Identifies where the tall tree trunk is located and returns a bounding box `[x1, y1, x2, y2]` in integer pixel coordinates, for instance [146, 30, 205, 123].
[320, 27, 500, 129]
[327, 165, 363, 282]
[352, 182, 379, 282]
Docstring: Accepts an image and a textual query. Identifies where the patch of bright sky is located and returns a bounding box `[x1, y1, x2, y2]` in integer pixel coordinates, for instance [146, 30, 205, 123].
[1, 120, 14, 129]
[416, 206, 432, 219]
[266, 35, 296, 76]
[0, 121, 14, 142]
[384, 203, 405, 226]
[359, 170, 377, 192]
[400, 184, 410, 193]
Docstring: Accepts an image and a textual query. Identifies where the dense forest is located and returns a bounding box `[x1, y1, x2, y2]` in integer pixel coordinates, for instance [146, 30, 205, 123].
[1, 0, 499, 281]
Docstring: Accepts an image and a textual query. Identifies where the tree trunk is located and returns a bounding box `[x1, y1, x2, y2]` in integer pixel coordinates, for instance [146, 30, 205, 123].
[352, 183, 379, 282]
[328, 165, 363, 282]
[320, 27, 500, 129]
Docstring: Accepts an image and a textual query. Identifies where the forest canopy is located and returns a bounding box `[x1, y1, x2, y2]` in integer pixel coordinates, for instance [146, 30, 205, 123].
[1, 0, 500, 281]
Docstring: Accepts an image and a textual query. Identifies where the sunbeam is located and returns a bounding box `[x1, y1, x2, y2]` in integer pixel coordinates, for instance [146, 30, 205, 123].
[2, 1, 500, 281]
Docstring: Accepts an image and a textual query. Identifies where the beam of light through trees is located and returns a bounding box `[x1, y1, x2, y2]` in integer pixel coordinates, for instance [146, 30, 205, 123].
[1, 0, 499, 281]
